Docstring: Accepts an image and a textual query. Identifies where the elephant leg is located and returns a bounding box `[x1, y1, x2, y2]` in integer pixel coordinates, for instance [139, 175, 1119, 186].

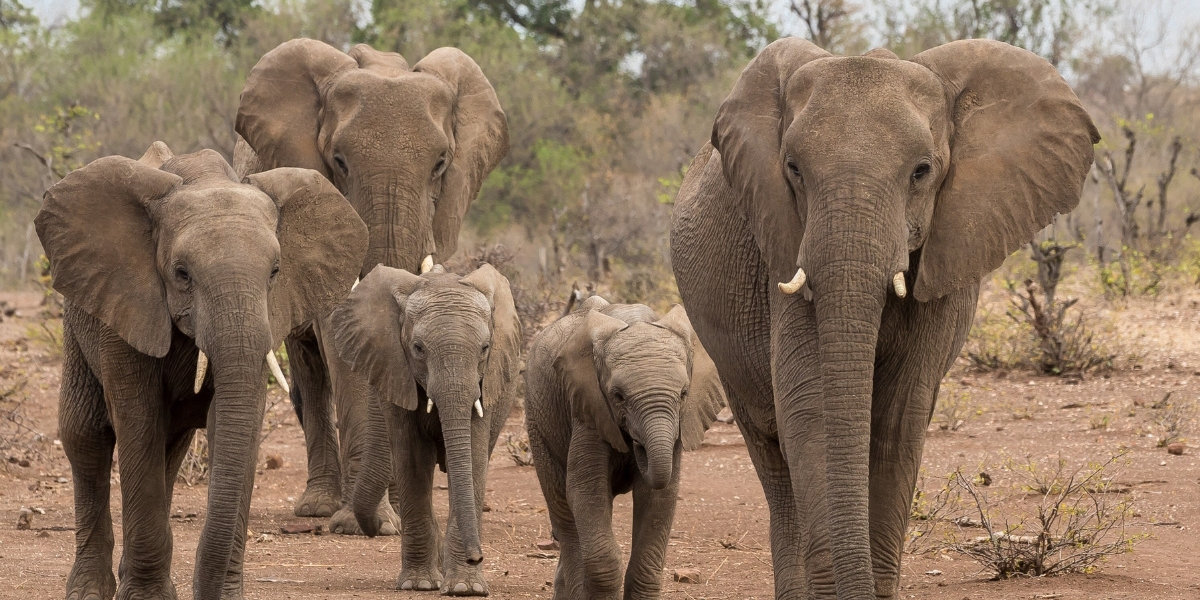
[566, 432, 621, 600]
[623, 448, 682, 600]
[103, 359, 175, 599]
[866, 290, 978, 598]
[316, 319, 401, 536]
[737, 421, 807, 599]
[163, 427, 196, 507]
[286, 330, 341, 518]
[61, 330, 117, 600]
[440, 418, 493, 597]
[528, 426, 585, 600]
[388, 405, 443, 591]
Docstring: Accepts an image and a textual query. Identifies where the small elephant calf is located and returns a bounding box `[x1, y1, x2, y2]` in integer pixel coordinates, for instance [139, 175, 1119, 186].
[525, 297, 726, 600]
[329, 263, 521, 596]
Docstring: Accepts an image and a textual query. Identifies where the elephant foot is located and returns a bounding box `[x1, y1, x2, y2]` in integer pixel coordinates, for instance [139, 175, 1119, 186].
[397, 565, 444, 591]
[441, 564, 488, 597]
[293, 484, 340, 517]
[329, 503, 400, 536]
[115, 578, 177, 600]
[66, 561, 116, 600]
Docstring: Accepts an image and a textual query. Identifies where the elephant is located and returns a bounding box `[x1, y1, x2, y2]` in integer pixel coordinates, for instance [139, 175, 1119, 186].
[326, 263, 522, 596]
[524, 297, 726, 600]
[34, 142, 367, 600]
[670, 39, 1098, 599]
[234, 38, 509, 534]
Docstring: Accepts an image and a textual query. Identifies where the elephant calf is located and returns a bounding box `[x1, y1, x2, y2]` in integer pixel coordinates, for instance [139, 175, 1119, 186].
[35, 142, 366, 600]
[328, 263, 522, 596]
[524, 297, 726, 600]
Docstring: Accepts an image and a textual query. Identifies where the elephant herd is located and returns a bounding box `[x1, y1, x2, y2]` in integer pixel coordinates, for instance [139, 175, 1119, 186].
[34, 32, 1098, 600]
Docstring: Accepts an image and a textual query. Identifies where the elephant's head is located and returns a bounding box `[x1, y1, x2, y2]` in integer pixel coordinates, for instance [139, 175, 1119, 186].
[711, 39, 1098, 594]
[329, 263, 521, 563]
[563, 299, 726, 490]
[35, 142, 367, 597]
[236, 38, 508, 275]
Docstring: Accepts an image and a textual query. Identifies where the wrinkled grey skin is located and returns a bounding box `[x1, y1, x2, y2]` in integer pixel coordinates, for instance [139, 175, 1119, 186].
[35, 143, 366, 600]
[328, 264, 522, 596]
[234, 38, 508, 535]
[670, 39, 1098, 598]
[524, 297, 726, 600]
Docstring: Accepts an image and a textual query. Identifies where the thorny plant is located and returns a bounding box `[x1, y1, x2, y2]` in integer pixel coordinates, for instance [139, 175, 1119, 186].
[1151, 392, 1195, 447]
[178, 384, 292, 486]
[944, 450, 1143, 579]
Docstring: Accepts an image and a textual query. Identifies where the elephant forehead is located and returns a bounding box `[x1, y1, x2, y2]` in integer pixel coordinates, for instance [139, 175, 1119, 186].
[605, 324, 690, 368]
[166, 187, 278, 225]
[407, 286, 490, 320]
[328, 70, 455, 125]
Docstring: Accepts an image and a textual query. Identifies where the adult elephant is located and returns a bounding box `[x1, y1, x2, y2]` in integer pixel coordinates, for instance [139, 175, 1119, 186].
[670, 39, 1098, 599]
[235, 38, 508, 533]
[36, 143, 366, 600]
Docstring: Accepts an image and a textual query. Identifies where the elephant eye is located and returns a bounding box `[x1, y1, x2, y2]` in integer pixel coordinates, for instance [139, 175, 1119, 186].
[911, 162, 931, 182]
[786, 158, 801, 179]
[412, 341, 425, 357]
[480, 342, 490, 356]
[432, 155, 448, 178]
[333, 154, 349, 176]
[270, 264, 280, 281]
[175, 266, 191, 284]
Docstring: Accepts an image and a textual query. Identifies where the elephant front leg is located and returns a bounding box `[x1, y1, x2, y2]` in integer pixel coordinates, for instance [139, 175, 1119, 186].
[623, 448, 682, 600]
[286, 332, 341, 518]
[390, 407, 444, 591]
[61, 333, 117, 600]
[566, 432, 621, 600]
[528, 426, 585, 600]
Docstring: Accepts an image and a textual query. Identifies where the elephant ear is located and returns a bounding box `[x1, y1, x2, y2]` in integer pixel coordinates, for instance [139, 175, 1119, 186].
[711, 37, 831, 271]
[911, 40, 1099, 302]
[557, 309, 629, 452]
[237, 38, 356, 175]
[328, 266, 425, 411]
[414, 48, 509, 262]
[459, 264, 522, 412]
[654, 305, 727, 451]
[35, 155, 181, 357]
[246, 167, 368, 344]
[138, 140, 173, 168]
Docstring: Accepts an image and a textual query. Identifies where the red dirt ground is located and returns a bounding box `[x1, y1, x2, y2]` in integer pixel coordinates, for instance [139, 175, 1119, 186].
[1, 288, 1198, 599]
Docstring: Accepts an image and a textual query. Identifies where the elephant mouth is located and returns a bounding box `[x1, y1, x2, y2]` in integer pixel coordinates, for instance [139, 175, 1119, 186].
[632, 441, 649, 475]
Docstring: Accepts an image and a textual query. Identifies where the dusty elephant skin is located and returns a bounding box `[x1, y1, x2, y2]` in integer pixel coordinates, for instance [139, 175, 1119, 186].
[34, 143, 367, 600]
[233, 38, 509, 535]
[524, 297, 726, 600]
[670, 39, 1100, 599]
[327, 264, 522, 596]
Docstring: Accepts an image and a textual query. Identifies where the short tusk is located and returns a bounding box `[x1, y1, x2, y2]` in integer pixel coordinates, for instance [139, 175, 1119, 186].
[420, 255, 434, 274]
[777, 268, 807, 295]
[474, 399, 484, 418]
[427, 398, 434, 414]
[193, 350, 208, 394]
[892, 272, 907, 298]
[351, 277, 360, 291]
[266, 351, 290, 394]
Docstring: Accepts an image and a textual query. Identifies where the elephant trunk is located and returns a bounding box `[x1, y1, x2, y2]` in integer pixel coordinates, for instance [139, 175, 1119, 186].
[191, 312, 271, 599]
[636, 405, 680, 490]
[439, 402, 484, 564]
[355, 177, 437, 276]
[352, 394, 393, 537]
[803, 190, 899, 599]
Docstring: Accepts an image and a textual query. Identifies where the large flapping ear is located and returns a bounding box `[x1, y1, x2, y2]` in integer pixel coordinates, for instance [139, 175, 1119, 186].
[328, 265, 425, 410]
[35, 154, 181, 357]
[655, 305, 727, 450]
[246, 167, 368, 344]
[711, 37, 832, 270]
[459, 264, 522, 411]
[236, 38, 357, 175]
[911, 40, 1099, 301]
[557, 309, 629, 452]
[413, 48, 509, 262]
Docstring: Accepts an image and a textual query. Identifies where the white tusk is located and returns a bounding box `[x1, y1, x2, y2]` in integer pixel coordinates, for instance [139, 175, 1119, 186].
[892, 272, 907, 298]
[420, 255, 434, 274]
[777, 268, 807, 295]
[427, 398, 434, 413]
[266, 351, 290, 394]
[193, 350, 209, 394]
[474, 399, 484, 418]
[351, 277, 360, 291]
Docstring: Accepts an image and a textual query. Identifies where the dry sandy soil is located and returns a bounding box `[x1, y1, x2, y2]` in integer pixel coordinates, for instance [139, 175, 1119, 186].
[2, 286, 1199, 600]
